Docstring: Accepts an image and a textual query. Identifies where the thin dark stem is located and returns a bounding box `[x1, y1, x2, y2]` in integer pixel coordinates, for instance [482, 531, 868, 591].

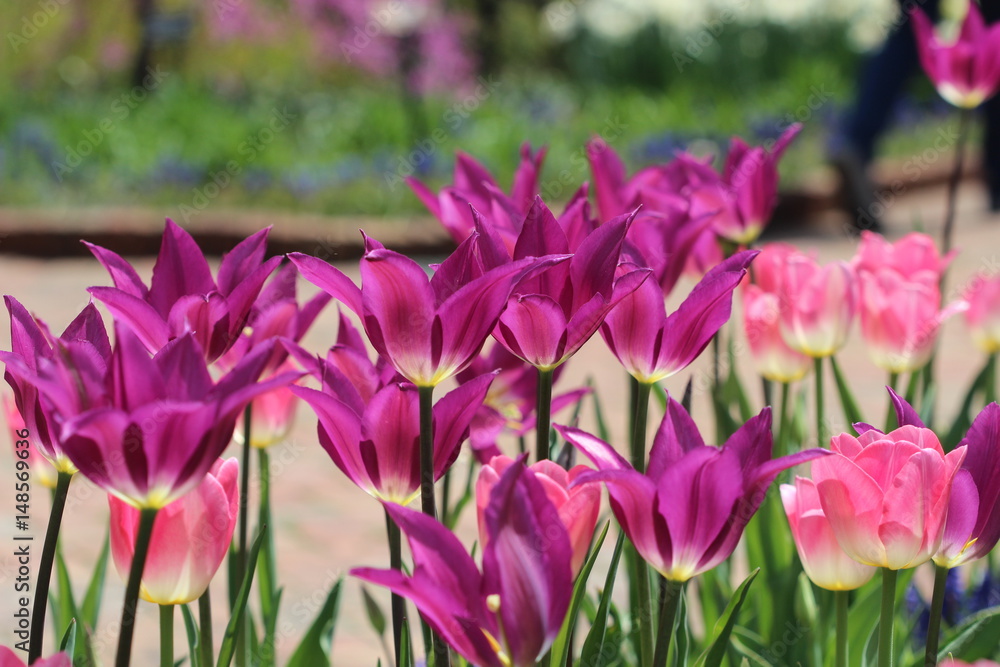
[159, 604, 174, 667]
[115, 508, 159, 667]
[385, 510, 405, 667]
[535, 368, 554, 462]
[924, 564, 949, 667]
[440, 470, 452, 528]
[652, 579, 683, 667]
[942, 108, 971, 256]
[416, 385, 449, 667]
[878, 568, 898, 667]
[835, 590, 848, 667]
[631, 380, 652, 474]
[198, 588, 214, 667]
[885, 372, 900, 432]
[28, 470, 72, 663]
[762, 378, 773, 411]
[815, 357, 826, 446]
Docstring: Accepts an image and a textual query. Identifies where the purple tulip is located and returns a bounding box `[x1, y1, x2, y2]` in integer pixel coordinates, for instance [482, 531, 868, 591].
[289, 231, 566, 387]
[1, 297, 111, 473]
[8, 323, 298, 508]
[478, 197, 650, 370]
[86, 219, 281, 363]
[601, 250, 757, 384]
[935, 403, 1000, 568]
[557, 396, 828, 581]
[352, 459, 573, 667]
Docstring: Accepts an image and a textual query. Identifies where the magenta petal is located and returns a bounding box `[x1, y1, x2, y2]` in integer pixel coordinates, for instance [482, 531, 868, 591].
[482, 462, 572, 666]
[959, 403, 1000, 559]
[362, 384, 421, 502]
[568, 211, 635, 307]
[154, 335, 214, 401]
[888, 387, 926, 428]
[112, 324, 163, 410]
[287, 253, 364, 317]
[405, 176, 443, 218]
[148, 220, 217, 318]
[60, 303, 112, 361]
[84, 242, 149, 299]
[587, 139, 628, 220]
[600, 268, 667, 381]
[563, 268, 650, 363]
[647, 394, 706, 480]
[938, 468, 979, 564]
[87, 287, 171, 353]
[496, 294, 568, 368]
[291, 385, 369, 493]
[216, 227, 269, 294]
[556, 424, 631, 472]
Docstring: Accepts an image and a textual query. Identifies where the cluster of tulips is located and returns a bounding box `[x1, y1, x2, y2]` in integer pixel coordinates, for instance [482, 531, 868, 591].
[6, 2, 1000, 667]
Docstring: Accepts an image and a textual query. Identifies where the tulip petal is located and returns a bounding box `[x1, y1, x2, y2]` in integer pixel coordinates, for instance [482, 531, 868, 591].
[936, 468, 979, 565]
[888, 387, 926, 428]
[84, 242, 150, 299]
[149, 220, 217, 318]
[496, 294, 568, 368]
[433, 372, 494, 479]
[959, 403, 1000, 557]
[648, 394, 706, 480]
[216, 227, 269, 295]
[287, 253, 364, 317]
[88, 287, 171, 353]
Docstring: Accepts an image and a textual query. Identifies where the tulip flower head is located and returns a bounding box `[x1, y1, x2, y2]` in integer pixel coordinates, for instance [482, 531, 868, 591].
[813, 392, 967, 570]
[743, 285, 811, 383]
[558, 396, 828, 582]
[778, 254, 857, 358]
[912, 3, 1000, 109]
[602, 251, 756, 384]
[853, 231, 954, 287]
[781, 476, 877, 590]
[353, 460, 573, 667]
[4, 395, 56, 489]
[964, 272, 1000, 353]
[476, 455, 600, 576]
[290, 231, 565, 387]
[110, 458, 239, 604]
[86, 220, 282, 362]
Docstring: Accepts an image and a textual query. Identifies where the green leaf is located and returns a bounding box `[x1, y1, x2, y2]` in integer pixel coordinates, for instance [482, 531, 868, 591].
[399, 618, 412, 667]
[926, 606, 1000, 663]
[54, 543, 78, 641]
[181, 604, 201, 667]
[549, 521, 610, 667]
[59, 618, 77, 656]
[693, 568, 760, 667]
[580, 530, 626, 667]
[830, 355, 864, 425]
[944, 357, 993, 448]
[590, 377, 612, 443]
[670, 586, 690, 667]
[362, 586, 387, 637]
[216, 528, 267, 667]
[651, 382, 668, 410]
[286, 579, 343, 667]
[80, 532, 109, 630]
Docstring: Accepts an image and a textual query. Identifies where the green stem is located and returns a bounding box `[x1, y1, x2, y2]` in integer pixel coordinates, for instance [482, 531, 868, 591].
[815, 357, 826, 446]
[652, 579, 683, 667]
[199, 588, 214, 667]
[417, 385, 449, 667]
[159, 604, 174, 667]
[115, 508, 159, 667]
[904, 371, 921, 408]
[942, 108, 971, 257]
[835, 590, 848, 667]
[776, 382, 791, 459]
[878, 568, 898, 667]
[535, 368, 554, 462]
[235, 404, 252, 667]
[28, 470, 72, 663]
[257, 446, 277, 665]
[633, 548, 654, 667]
[762, 378, 773, 412]
[631, 380, 652, 473]
[385, 509, 405, 667]
[885, 372, 900, 432]
[924, 564, 949, 667]
[440, 470, 452, 528]
[987, 353, 998, 405]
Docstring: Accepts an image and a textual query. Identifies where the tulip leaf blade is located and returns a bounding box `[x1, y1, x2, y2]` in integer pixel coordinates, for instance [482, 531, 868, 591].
[550, 520, 611, 667]
[53, 542, 98, 667]
[580, 529, 626, 667]
[80, 531, 110, 630]
[216, 527, 267, 667]
[59, 618, 76, 657]
[924, 606, 1000, 663]
[181, 603, 201, 667]
[693, 568, 759, 667]
[286, 578, 344, 667]
[830, 355, 864, 425]
[361, 585, 387, 637]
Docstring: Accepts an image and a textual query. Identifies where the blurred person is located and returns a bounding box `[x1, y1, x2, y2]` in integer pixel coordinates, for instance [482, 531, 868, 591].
[831, 0, 1000, 231]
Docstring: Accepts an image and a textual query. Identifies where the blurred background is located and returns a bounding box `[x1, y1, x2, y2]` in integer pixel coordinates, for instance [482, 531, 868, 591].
[0, 0, 960, 221]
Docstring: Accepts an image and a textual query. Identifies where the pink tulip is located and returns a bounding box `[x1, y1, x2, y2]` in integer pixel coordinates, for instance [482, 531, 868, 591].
[779, 254, 857, 358]
[781, 476, 876, 590]
[232, 362, 300, 449]
[743, 285, 811, 383]
[853, 231, 954, 287]
[0, 646, 69, 667]
[812, 417, 966, 570]
[858, 269, 955, 373]
[476, 455, 600, 576]
[912, 3, 1000, 109]
[109, 458, 239, 605]
[964, 272, 1000, 353]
